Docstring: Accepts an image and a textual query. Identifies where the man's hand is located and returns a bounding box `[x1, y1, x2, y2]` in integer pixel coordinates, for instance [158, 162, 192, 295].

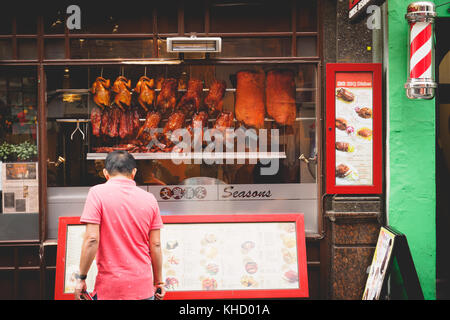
[74, 279, 87, 300]
[154, 283, 166, 300]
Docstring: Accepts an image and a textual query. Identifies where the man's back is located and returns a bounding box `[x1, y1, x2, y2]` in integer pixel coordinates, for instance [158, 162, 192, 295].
[80, 177, 163, 300]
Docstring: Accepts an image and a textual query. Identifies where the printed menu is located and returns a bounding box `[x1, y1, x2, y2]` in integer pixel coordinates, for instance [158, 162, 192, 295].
[1, 162, 39, 213]
[334, 72, 374, 186]
[63, 225, 97, 294]
[362, 227, 395, 300]
[160, 222, 300, 291]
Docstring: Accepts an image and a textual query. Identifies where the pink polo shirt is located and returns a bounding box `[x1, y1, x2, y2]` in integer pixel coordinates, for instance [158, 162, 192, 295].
[80, 177, 163, 300]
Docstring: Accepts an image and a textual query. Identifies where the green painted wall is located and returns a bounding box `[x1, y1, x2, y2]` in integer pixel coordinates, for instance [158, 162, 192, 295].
[387, 0, 439, 300]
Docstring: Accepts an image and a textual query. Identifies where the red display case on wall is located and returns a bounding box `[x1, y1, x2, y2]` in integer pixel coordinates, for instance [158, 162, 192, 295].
[326, 63, 382, 194]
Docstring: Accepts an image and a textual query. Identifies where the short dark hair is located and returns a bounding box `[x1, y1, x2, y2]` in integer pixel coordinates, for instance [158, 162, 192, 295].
[105, 151, 136, 176]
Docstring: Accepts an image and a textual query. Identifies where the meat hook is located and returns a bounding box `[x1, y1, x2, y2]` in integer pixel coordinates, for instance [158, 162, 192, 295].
[70, 120, 85, 140]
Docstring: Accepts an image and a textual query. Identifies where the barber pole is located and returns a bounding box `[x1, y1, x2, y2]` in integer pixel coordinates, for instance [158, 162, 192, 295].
[405, 2, 437, 99]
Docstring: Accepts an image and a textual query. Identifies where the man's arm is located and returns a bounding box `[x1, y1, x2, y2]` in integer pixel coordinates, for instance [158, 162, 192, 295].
[149, 229, 165, 299]
[74, 223, 99, 300]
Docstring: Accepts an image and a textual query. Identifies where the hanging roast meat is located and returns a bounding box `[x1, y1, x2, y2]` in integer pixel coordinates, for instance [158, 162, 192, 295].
[91, 77, 111, 109]
[108, 107, 122, 138]
[100, 108, 110, 136]
[235, 71, 265, 129]
[160, 111, 186, 151]
[176, 79, 203, 117]
[213, 111, 234, 133]
[135, 76, 155, 112]
[204, 80, 226, 117]
[136, 111, 162, 147]
[112, 76, 132, 111]
[266, 70, 296, 126]
[187, 111, 208, 144]
[156, 78, 178, 117]
[90, 106, 103, 137]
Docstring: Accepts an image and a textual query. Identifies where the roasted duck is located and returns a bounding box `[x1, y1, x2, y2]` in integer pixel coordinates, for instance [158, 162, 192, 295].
[213, 111, 234, 133]
[176, 79, 203, 117]
[91, 77, 111, 109]
[156, 77, 165, 90]
[136, 111, 162, 147]
[90, 106, 103, 137]
[135, 76, 155, 112]
[187, 111, 208, 144]
[156, 78, 178, 117]
[266, 70, 296, 126]
[204, 80, 226, 117]
[112, 76, 132, 111]
[160, 111, 186, 151]
[235, 71, 265, 129]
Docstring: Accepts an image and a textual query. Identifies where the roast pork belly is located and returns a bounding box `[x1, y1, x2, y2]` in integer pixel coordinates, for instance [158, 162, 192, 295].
[135, 76, 155, 112]
[156, 78, 178, 117]
[90, 106, 102, 137]
[235, 71, 266, 129]
[112, 76, 132, 111]
[265, 69, 296, 126]
[204, 80, 227, 117]
[91, 77, 111, 109]
[176, 79, 203, 117]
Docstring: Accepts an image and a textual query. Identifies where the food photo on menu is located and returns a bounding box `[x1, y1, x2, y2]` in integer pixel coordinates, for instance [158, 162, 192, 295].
[159, 222, 300, 293]
[334, 72, 374, 186]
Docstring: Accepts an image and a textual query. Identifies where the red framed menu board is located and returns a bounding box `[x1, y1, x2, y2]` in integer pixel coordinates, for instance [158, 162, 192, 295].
[326, 63, 382, 194]
[55, 214, 308, 300]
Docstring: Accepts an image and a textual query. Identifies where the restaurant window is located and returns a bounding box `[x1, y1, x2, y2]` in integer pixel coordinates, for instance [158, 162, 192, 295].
[0, 67, 39, 241]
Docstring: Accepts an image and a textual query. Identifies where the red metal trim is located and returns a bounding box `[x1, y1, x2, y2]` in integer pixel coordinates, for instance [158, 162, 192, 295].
[325, 63, 383, 194]
[54, 214, 309, 300]
[161, 214, 309, 299]
[54, 216, 81, 300]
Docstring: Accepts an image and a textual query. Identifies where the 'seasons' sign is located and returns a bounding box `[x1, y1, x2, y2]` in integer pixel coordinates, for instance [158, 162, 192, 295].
[349, 0, 385, 22]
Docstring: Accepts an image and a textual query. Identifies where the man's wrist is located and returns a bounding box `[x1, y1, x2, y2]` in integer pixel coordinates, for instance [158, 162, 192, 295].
[75, 273, 87, 280]
[154, 281, 164, 285]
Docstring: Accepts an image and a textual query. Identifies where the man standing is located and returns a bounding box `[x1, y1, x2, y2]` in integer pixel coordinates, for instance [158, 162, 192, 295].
[74, 151, 165, 300]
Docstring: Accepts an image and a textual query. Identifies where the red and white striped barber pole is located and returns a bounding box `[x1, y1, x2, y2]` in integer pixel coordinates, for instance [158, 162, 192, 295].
[405, 2, 437, 99]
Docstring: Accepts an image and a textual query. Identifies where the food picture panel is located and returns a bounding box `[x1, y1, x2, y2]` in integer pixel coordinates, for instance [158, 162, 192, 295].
[55, 217, 98, 300]
[334, 72, 373, 186]
[326, 63, 382, 194]
[160, 214, 308, 299]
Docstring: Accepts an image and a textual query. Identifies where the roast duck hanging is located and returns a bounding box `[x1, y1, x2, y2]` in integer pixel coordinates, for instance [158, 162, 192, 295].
[135, 76, 155, 112]
[112, 76, 132, 111]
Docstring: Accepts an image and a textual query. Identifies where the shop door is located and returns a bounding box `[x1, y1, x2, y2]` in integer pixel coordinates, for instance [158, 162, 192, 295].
[436, 17, 450, 300]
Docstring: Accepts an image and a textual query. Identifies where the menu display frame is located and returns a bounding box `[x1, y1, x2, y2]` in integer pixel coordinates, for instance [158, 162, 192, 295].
[326, 63, 382, 194]
[55, 214, 309, 300]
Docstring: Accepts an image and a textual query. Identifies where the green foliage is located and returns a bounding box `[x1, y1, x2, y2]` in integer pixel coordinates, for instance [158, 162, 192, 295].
[0, 141, 37, 162]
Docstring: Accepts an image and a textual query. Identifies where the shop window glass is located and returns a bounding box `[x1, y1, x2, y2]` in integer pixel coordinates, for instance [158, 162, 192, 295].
[70, 39, 154, 59]
[297, 1, 318, 32]
[185, 4, 205, 34]
[212, 37, 291, 58]
[16, 13, 38, 35]
[0, 15, 12, 35]
[157, 3, 178, 34]
[0, 40, 13, 60]
[44, 6, 68, 34]
[45, 62, 319, 238]
[297, 37, 318, 57]
[210, 0, 291, 33]
[0, 67, 39, 241]
[17, 39, 38, 60]
[45, 39, 66, 60]
[68, 4, 154, 34]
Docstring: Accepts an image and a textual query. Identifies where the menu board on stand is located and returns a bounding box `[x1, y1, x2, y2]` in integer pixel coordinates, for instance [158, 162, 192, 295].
[326, 63, 382, 194]
[54, 214, 309, 300]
